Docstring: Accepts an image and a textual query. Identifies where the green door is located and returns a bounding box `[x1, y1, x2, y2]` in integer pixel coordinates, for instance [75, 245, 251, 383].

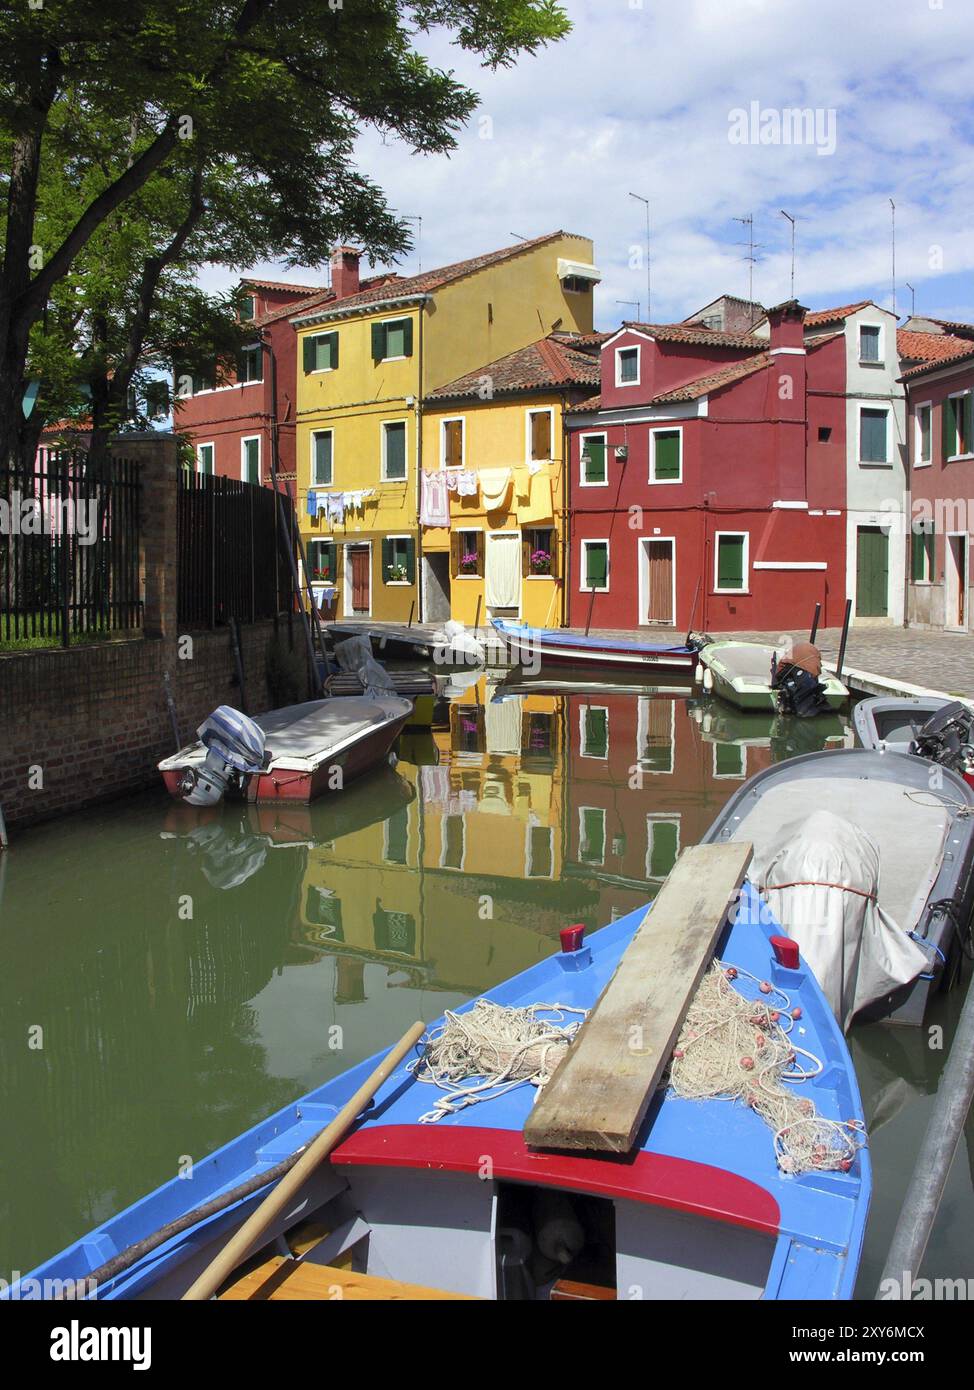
[856, 526, 889, 616]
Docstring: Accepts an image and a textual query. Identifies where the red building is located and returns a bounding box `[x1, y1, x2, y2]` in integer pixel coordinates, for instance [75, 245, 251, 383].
[175, 250, 397, 489]
[565, 301, 849, 634]
[900, 319, 974, 632]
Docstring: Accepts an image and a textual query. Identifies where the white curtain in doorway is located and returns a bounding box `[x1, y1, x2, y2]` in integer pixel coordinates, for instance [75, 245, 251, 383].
[485, 532, 521, 609]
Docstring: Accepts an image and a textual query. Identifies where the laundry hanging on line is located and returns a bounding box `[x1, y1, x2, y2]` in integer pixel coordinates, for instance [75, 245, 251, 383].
[443, 467, 479, 497]
[478, 467, 512, 512]
[420, 470, 450, 527]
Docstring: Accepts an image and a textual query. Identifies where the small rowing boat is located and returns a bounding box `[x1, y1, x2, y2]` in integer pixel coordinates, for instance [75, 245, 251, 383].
[11, 849, 869, 1302]
[491, 618, 701, 673]
[698, 639, 849, 713]
[853, 695, 951, 754]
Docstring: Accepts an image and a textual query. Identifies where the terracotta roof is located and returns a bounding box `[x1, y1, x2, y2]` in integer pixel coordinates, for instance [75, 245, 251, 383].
[550, 330, 611, 352]
[254, 273, 401, 328]
[897, 328, 974, 365]
[901, 340, 974, 380]
[566, 392, 601, 414]
[426, 337, 600, 402]
[649, 353, 771, 403]
[623, 321, 766, 350]
[288, 231, 589, 322]
[241, 277, 321, 295]
[917, 317, 974, 337]
[803, 300, 874, 328]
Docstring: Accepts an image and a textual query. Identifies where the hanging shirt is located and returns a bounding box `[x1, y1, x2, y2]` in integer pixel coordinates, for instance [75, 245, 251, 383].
[306, 490, 317, 516]
[420, 470, 450, 526]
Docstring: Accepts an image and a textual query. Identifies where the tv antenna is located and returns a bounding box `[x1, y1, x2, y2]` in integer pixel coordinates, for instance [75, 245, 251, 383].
[733, 215, 763, 320]
[616, 299, 641, 322]
[780, 210, 799, 299]
[889, 198, 896, 316]
[629, 193, 652, 322]
[905, 281, 916, 318]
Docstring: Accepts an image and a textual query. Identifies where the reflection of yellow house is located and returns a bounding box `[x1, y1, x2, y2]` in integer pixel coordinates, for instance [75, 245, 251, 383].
[421, 336, 601, 627]
[291, 233, 597, 622]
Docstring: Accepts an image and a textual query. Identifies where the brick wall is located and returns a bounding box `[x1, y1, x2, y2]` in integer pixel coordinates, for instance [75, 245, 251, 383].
[0, 435, 301, 833]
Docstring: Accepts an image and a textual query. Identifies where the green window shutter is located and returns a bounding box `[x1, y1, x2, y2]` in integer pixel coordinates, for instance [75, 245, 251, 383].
[243, 438, 259, 483]
[384, 422, 406, 479]
[648, 821, 678, 879]
[371, 322, 385, 361]
[717, 535, 744, 589]
[322, 542, 337, 582]
[860, 409, 887, 462]
[911, 531, 924, 583]
[303, 336, 316, 374]
[654, 431, 680, 479]
[964, 395, 973, 453]
[584, 707, 608, 757]
[585, 542, 608, 588]
[404, 535, 416, 584]
[381, 536, 393, 580]
[402, 318, 414, 357]
[942, 399, 955, 460]
[583, 437, 606, 483]
[313, 432, 332, 485]
[328, 332, 339, 371]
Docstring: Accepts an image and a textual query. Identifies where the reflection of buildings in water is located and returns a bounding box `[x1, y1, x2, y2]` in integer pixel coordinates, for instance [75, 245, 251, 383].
[687, 697, 853, 773]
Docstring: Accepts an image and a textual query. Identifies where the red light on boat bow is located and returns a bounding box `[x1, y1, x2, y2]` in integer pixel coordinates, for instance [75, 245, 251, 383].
[770, 935, 800, 970]
[560, 924, 585, 953]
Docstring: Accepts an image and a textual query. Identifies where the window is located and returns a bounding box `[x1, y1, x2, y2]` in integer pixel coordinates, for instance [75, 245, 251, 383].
[527, 409, 553, 462]
[144, 379, 170, 419]
[637, 698, 674, 775]
[646, 817, 680, 881]
[382, 421, 407, 481]
[525, 527, 556, 577]
[453, 705, 484, 754]
[615, 346, 640, 386]
[382, 535, 415, 584]
[562, 275, 593, 294]
[384, 808, 409, 864]
[241, 436, 260, 484]
[911, 520, 935, 584]
[453, 529, 483, 578]
[858, 324, 882, 364]
[714, 742, 746, 779]
[441, 815, 465, 870]
[650, 428, 682, 483]
[522, 711, 554, 761]
[578, 807, 605, 865]
[580, 705, 608, 758]
[306, 886, 342, 935]
[859, 407, 889, 464]
[303, 331, 339, 374]
[715, 532, 748, 592]
[311, 430, 334, 486]
[580, 433, 607, 486]
[441, 418, 464, 469]
[944, 392, 973, 459]
[307, 538, 338, 583]
[196, 443, 214, 475]
[372, 317, 413, 362]
[818, 425, 832, 442]
[237, 344, 262, 383]
[373, 905, 415, 954]
[580, 539, 609, 591]
[239, 294, 255, 322]
[915, 403, 932, 466]
[526, 822, 554, 878]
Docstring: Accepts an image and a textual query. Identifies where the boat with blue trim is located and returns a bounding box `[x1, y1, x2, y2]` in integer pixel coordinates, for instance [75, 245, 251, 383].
[491, 618, 701, 673]
[8, 860, 869, 1302]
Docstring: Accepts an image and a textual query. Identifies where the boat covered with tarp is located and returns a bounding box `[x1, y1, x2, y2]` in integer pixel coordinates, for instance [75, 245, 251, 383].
[9, 866, 870, 1302]
[492, 618, 701, 673]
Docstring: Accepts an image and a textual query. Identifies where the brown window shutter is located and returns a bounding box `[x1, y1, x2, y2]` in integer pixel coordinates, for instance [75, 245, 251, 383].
[476, 531, 485, 576]
[549, 533, 559, 579]
[532, 411, 551, 460]
[450, 530, 460, 576]
[521, 537, 531, 576]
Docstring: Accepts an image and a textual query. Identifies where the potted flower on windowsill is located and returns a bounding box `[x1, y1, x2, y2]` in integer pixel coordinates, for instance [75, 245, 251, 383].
[387, 564, 408, 583]
[458, 553, 479, 576]
[529, 549, 552, 576]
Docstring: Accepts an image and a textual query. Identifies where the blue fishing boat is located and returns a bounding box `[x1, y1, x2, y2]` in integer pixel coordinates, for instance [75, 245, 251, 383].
[7, 872, 869, 1302]
[491, 618, 701, 674]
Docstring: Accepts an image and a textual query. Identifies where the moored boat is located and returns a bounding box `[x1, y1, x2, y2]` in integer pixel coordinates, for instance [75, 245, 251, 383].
[10, 864, 870, 1301]
[491, 618, 701, 673]
[702, 748, 974, 1024]
[159, 695, 412, 806]
[698, 639, 849, 713]
[853, 695, 953, 753]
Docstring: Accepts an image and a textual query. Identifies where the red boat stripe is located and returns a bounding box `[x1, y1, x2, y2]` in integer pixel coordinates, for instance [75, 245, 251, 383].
[332, 1125, 780, 1235]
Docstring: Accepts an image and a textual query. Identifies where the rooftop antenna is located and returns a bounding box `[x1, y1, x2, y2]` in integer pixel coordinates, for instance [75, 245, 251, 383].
[905, 281, 916, 317]
[616, 299, 641, 323]
[629, 192, 652, 322]
[733, 214, 763, 323]
[890, 198, 896, 316]
[511, 233, 529, 242]
[780, 209, 798, 299]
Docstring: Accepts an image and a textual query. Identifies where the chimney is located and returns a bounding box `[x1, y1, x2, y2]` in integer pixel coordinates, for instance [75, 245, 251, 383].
[331, 246, 361, 300]
[766, 298, 807, 351]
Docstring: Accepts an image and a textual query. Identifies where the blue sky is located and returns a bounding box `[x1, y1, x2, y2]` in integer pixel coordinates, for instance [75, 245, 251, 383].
[212, 0, 974, 330]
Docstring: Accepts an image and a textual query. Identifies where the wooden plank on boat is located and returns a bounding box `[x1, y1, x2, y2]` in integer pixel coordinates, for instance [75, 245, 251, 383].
[219, 1255, 479, 1301]
[523, 841, 753, 1154]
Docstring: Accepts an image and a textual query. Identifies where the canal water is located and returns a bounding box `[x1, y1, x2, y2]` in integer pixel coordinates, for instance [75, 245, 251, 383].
[1, 677, 971, 1296]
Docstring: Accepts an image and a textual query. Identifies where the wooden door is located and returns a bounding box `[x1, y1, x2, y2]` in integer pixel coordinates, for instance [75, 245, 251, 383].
[644, 540, 674, 624]
[349, 546, 370, 613]
[856, 526, 888, 617]
[948, 535, 967, 627]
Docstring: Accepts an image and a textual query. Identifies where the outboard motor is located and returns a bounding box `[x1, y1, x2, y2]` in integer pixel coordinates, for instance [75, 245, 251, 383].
[177, 706, 266, 807]
[911, 701, 974, 775]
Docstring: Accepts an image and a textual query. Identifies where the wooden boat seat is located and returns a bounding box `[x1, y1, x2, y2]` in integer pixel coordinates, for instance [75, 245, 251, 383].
[219, 1255, 479, 1301]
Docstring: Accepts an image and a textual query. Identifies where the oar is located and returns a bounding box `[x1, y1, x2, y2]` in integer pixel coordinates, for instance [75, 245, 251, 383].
[182, 1021, 426, 1301]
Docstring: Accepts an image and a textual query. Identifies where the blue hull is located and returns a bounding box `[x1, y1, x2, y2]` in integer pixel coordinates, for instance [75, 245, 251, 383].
[8, 883, 869, 1301]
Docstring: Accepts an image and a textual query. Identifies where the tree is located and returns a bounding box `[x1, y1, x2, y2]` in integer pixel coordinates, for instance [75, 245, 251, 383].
[0, 0, 571, 465]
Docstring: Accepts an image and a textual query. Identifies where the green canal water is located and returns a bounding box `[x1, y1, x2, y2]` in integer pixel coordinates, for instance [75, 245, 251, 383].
[0, 683, 971, 1297]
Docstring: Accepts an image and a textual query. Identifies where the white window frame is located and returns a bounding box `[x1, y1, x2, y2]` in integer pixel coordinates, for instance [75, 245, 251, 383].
[380, 418, 409, 483]
[384, 533, 413, 587]
[307, 536, 337, 585]
[578, 704, 609, 760]
[857, 402, 891, 466]
[525, 406, 555, 463]
[240, 434, 261, 484]
[439, 416, 465, 470]
[636, 696, 675, 776]
[615, 344, 641, 388]
[196, 442, 215, 475]
[857, 321, 885, 366]
[377, 315, 410, 363]
[455, 527, 483, 580]
[946, 389, 974, 461]
[579, 431, 608, 488]
[645, 815, 681, 881]
[579, 538, 610, 593]
[712, 742, 746, 780]
[577, 806, 606, 867]
[649, 426, 683, 485]
[342, 539, 372, 618]
[713, 530, 750, 594]
[914, 401, 933, 469]
[311, 428, 334, 487]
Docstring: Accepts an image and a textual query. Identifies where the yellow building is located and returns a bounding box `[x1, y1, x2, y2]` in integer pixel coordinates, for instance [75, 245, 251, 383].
[420, 335, 601, 627]
[292, 233, 599, 622]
